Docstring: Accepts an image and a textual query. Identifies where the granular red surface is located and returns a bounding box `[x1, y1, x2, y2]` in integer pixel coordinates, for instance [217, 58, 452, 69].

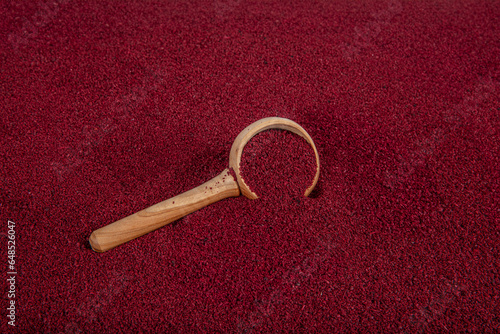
[240, 129, 317, 199]
[1, 0, 499, 333]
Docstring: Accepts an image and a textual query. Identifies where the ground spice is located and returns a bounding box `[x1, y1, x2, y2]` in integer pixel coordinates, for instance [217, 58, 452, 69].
[9, 0, 498, 331]
[239, 129, 317, 200]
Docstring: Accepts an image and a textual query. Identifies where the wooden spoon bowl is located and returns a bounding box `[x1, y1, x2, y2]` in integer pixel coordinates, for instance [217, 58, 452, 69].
[229, 117, 320, 199]
[89, 117, 320, 252]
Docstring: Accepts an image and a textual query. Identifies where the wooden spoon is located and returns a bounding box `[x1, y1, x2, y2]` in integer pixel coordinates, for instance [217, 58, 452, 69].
[89, 117, 320, 252]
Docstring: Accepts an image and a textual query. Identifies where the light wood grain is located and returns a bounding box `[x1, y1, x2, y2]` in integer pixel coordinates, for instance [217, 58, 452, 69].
[89, 168, 240, 252]
[229, 117, 320, 199]
[89, 117, 320, 252]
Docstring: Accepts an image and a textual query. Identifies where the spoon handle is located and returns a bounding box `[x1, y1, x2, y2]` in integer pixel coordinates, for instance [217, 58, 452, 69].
[89, 168, 240, 252]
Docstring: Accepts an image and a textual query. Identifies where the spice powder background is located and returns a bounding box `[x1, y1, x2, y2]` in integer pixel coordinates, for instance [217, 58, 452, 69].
[1, 0, 499, 332]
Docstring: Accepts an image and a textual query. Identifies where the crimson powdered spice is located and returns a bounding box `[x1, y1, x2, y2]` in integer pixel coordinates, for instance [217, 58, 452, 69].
[239, 129, 318, 200]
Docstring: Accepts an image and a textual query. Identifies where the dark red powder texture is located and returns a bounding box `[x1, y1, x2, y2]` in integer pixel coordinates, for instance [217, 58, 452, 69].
[1, 0, 499, 333]
[239, 129, 317, 200]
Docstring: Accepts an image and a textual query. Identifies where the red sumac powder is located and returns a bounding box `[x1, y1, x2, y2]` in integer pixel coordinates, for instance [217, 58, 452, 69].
[240, 129, 317, 200]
